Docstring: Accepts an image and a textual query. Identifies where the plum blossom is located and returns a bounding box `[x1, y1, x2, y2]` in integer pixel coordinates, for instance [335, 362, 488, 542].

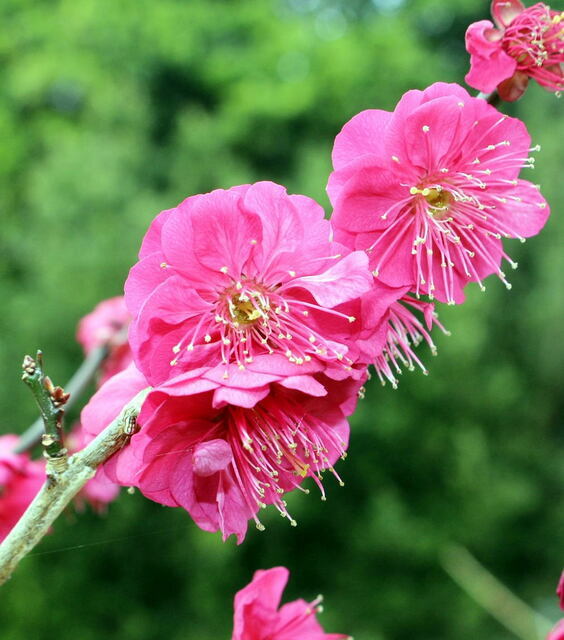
[81, 363, 361, 543]
[77, 296, 132, 385]
[125, 182, 372, 388]
[232, 567, 351, 640]
[465, 1, 564, 101]
[0, 435, 44, 541]
[328, 82, 550, 305]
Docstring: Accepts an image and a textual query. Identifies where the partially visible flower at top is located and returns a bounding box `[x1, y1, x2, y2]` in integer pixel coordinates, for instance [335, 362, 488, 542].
[548, 620, 564, 640]
[465, 1, 564, 101]
[125, 182, 372, 388]
[232, 567, 351, 640]
[328, 82, 550, 305]
[81, 362, 362, 543]
[77, 296, 132, 385]
[66, 423, 120, 513]
[0, 435, 44, 542]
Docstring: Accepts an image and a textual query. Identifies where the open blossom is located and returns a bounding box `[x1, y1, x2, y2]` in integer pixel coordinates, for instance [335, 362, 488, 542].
[125, 181, 372, 388]
[0, 435, 44, 541]
[77, 296, 132, 385]
[328, 82, 550, 305]
[465, 1, 564, 101]
[81, 362, 361, 543]
[232, 567, 351, 640]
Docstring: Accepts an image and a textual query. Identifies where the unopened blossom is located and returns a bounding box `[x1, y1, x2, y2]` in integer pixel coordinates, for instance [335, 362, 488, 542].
[0, 435, 44, 541]
[232, 567, 351, 640]
[328, 82, 550, 305]
[465, 1, 564, 101]
[67, 424, 120, 513]
[125, 182, 372, 387]
[81, 363, 361, 543]
[548, 620, 564, 640]
[77, 296, 132, 384]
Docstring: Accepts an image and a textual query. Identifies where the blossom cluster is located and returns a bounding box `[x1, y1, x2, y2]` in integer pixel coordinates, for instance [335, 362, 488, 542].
[72, 81, 550, 544]
[0, 7, 558, 637]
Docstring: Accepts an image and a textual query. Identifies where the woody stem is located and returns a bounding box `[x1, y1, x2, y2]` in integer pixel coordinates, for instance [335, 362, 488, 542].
[0, 387, 150, 586]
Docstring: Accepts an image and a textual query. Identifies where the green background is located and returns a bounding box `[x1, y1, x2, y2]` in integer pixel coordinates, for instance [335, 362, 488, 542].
[0, 1, 562, 638]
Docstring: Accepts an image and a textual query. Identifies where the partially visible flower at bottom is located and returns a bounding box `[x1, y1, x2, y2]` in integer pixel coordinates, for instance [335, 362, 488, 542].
[81, 361, 363, 543]
[548, 620, 564, 640]
[558, 571, 564, 610]
[0, 435, 44, 542]
[232, 567, 351, 640]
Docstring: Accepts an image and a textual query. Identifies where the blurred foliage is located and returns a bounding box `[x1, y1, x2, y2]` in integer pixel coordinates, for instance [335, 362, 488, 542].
[0, 0, 562, 639]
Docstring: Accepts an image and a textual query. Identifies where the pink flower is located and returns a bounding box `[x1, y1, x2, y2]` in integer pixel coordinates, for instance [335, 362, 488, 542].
[125, 182, 372, 387]
[0, 435, 44, 541]
[465, 1, 564, 101]
[67, 424, 120, 513]
[328, 82, 550, 305]
[232, 567, 351, 640]
[77, 296, 132, 384]
[81, 364, 361, 543]
[558, 571, 564, 610]
[548, 620, 564, 640]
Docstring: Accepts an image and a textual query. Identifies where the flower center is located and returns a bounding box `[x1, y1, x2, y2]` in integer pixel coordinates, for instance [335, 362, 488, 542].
[410, 185, 453, 220]
[228, 290, 268, 326]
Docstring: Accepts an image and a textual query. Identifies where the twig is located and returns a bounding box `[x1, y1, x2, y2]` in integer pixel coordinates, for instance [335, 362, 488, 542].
[440, 543, 554, 640]
[0, 387, 150, 586]
[21, 351, 70, 474]
[15, 344, 110, 454]
[477, 90, 501, 106]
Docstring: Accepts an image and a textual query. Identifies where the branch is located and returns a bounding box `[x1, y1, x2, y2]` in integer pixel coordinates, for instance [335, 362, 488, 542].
[440, 544, 553, 640]
[15, 344, 110, 454]
[477, 90, 501, 107]
[21, 351, 69, 472]
[0, 387, 150, 586]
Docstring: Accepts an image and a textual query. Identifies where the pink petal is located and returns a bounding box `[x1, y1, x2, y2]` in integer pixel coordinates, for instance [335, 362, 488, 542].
[278, 375, 327, 396]
[465, 20, 517, 92]
[212, 385, 271, 409]
[331, 165, 407, 233]
[288, 251, 372, 307]
[124, 252, 171, 317]
[138, 207, 175, 259]
[332, 109, 393, 170]
[491, 0, 524, 29]
[192, 439, 232, 477]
